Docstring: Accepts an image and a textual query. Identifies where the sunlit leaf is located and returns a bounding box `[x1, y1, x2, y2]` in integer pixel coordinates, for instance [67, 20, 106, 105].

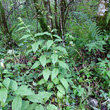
[31, 61, 40, 69]
[58, 61, 69, 70]
[43, 68, 51, 81]
[39, 55, 46, 67]
[57, 84, 65, 95]
[10, 80, 18, 91]
[20, 34, 32, 40]
[0, 88, 7, 103]
[3, 78, 10, 89]
[35, 105, 44, 110]
[60, 78, 69, 90]
[47, 40, 53, 50]
[14, 85, 34, 96]
[12, 96, 22, 110]
[51, 68, 59, 80]
[31, 42, 38, 53]
[47, 104, 57, 110]
[51, 54, 58, 65]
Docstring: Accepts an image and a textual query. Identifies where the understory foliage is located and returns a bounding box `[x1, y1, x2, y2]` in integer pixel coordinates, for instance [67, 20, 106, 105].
[1, 0, 110, 110]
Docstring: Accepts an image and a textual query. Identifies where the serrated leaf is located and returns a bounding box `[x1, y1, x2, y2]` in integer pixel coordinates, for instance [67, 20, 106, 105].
[51, 68, 59, 80]
[20, 34, 32, 40]
[58, 61, 69, 70]
[31, 43, 38, 53]
[39, 55, 46, 67]
[60, 78, 69, 90]
[3, 78, 10, 89]
[55, 46, 67, 54]
[12, 96, 22, 110]
[31, 61, 40, 69]
[35, 105, 44, 110]
[47, 104, 58, 110]
[10, 80, 18, 91]
[43, 68, 51, 81]
[0, 88, 7, 103]
[51, 54, 58, 65]
[14, 85, 34, 96]
[57, 84, 65, 95]
[46, 40, 53, 50]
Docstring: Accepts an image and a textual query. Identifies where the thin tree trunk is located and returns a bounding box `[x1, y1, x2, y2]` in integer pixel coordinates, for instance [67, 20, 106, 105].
[2, 0, 11, 28]
[0, 1, 9, 34]
[54, 0, 60, 35]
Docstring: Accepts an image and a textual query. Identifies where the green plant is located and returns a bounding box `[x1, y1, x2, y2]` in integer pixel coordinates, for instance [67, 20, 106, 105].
[15, 17, 71, 109]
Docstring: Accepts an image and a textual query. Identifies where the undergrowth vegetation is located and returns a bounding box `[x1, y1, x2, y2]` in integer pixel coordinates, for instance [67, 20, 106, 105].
[1, 0, 110, 110]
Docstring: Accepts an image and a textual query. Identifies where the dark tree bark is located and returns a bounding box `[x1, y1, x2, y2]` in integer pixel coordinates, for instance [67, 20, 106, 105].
[0, 1, 9, 34]
[33, 0, 49, 32]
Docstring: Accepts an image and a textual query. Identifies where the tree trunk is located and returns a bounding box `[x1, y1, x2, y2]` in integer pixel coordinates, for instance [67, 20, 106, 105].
[0, 1, 9, 34]
[33, 0, 49, 32]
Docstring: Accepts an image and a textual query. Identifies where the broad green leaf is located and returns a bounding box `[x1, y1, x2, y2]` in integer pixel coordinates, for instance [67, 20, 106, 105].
[47, 104, 58, 110]
[35, 105, 44, 110]
[58, 61, 69, 70]
[28, 92, 52, 104]
[53, 77, 59, 85]
[0, 88, 7, 103]
[38, 92, 52, 103]
[43, 68, 51, 81]
[10, 80, 18, 91]
[47, 83, 54, 90]
[57, 91, 63, 99]
[16, 27, 25, 32]
[107, 71, 110, 78]
[60, 78, 69, 90]
[3, 78, 10, 89]
[26, 49, 33, 55]
[39, 55, 46, 67]
[20, 34, 32, 40]
[53, 35, 62, 40]
[12, 96, 22, 110]
[37, 79, 46, 85]
[55, 39, 63, 42]
[57, 84, 65, 95]
[31, 61, 40, 69]
[47, 40, 53, 50]
[27, 95, 43, 104]
[27, 103, 37, 110]
[36, 40, 44, 46]
[0, 31, 3, 35]
[14, 85, 34, 96]
[31, 43, 38, 53]
[51, 54, 58, 65]
[51, 68, 59, 80]
[55, 46, 67, 55]
[21, 101, 29, 110]
[9, 24, 17, 34]
[34, 32, 51, 37]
